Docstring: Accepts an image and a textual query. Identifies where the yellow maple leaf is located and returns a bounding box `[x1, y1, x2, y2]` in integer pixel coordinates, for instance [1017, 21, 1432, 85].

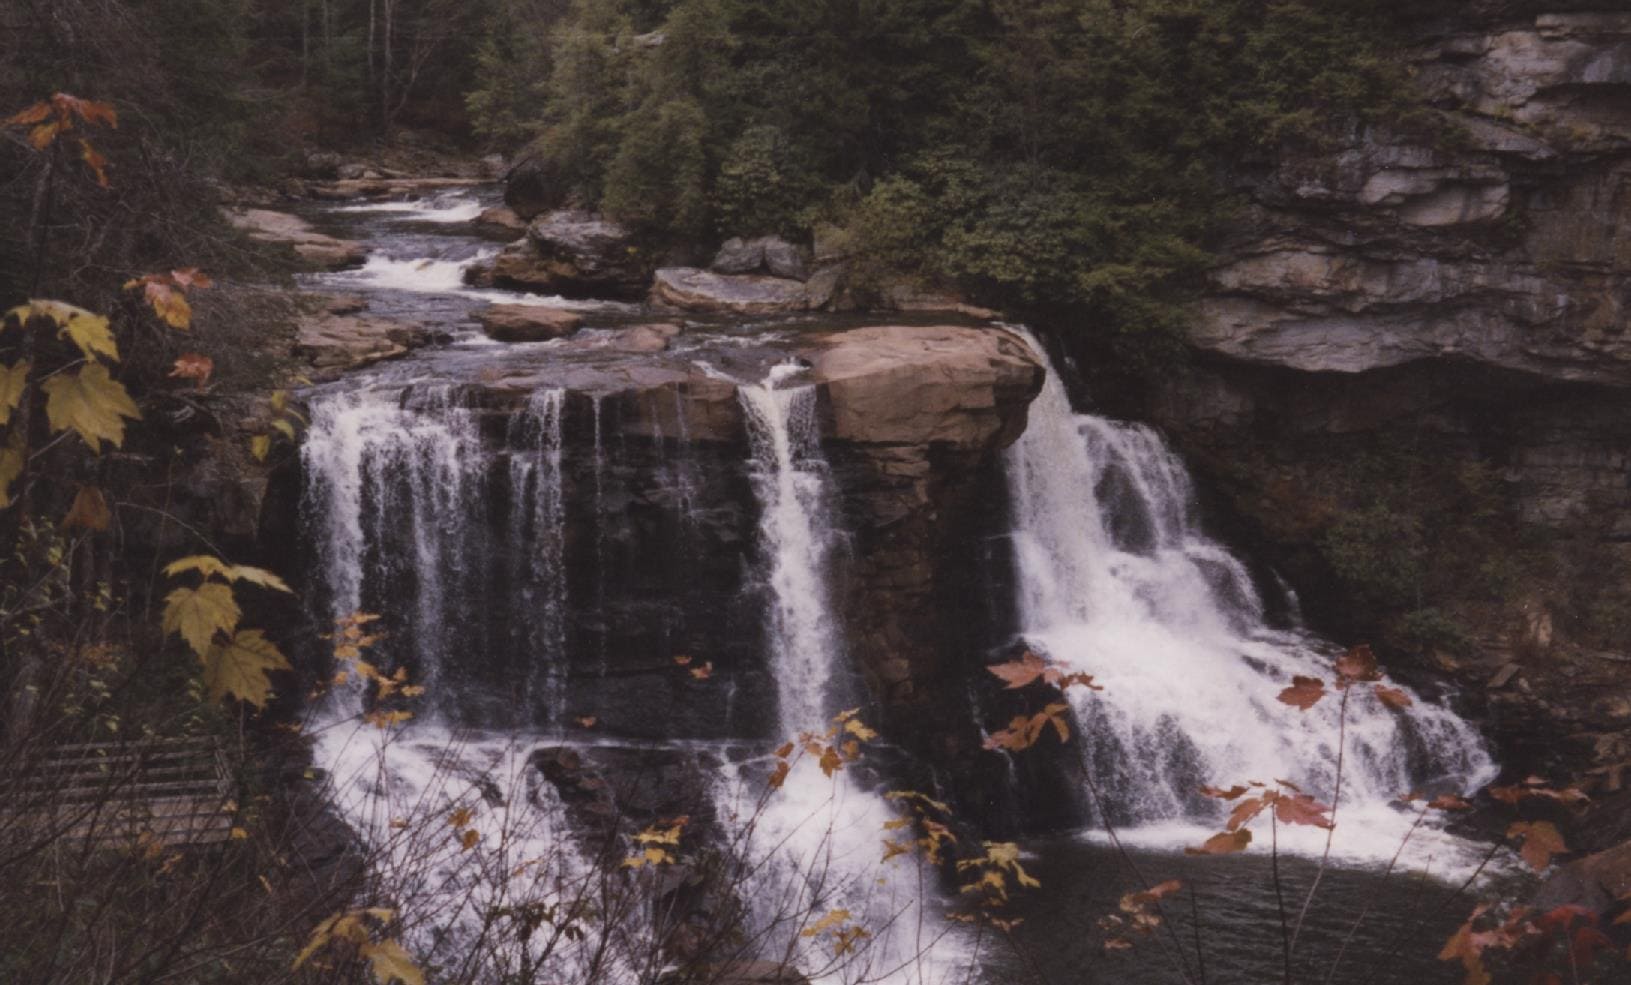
[4, 300, 119, 362]
[202, 629, 290, 707]
[164, 555, 233, 580]
[41, 362, 140, 451]
[162, 581, 240, 657]
[0, 360, 27, 425]
[360, 939, 425, 985]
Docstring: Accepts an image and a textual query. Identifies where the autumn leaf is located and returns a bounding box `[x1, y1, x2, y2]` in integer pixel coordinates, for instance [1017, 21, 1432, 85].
[225, 564, 293, 593]
[1429, 793, 1473, 811]
[1277, 675, 1326, 711]
[1187, 829, 1253, 855]
[689, 660, 713, 680]
[1373, 684, 1413, 709]
[42, 362, 140, 451]
[1200, 784, 1249, 801]
[79, 139, 109, 188]
[843, 717, 878, 741]
[27, 120, 62, 149]
[63, 486, 111, 531]
[202, 629, 290, 707]
[1226, 795, 1269, 831]
[819, 745, 844, 777]
[1439, 914, 1494, 985]
[51, 94, 118, 128]
[1335, 644, 1382, 684]
[0, 360, 27, 425]
[250, 433, 272, 461]
[988, 652, 1049, 689]
[163, 580, 242, 657]
[360, 939, 424, 985]
[145, 282, 192, 329]
[672, 654, 692, 666]
[164, 555, 234, 580]
[449, 807, 473, 828]
[5, 101, 51, 126]
[575, 715, 597, 728]
[170, 267, 213, 289]
[1508, 821, 1566, 873]
[768, 760, 790, 790]
[459, 829, 480, 851]
[1273, 792, 1334, 829]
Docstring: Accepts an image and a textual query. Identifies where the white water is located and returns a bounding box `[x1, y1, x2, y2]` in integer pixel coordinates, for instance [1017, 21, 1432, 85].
[302, 384, 488, 707]
[507, 390, 570, 720]
[324, 251, 614, 314]
[1002, 329, 1498, 873]
[723, 364, 972, 985]
[337, 193, 485, 224]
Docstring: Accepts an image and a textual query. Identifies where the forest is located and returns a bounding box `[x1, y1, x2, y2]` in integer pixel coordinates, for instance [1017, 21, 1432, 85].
[5, 1, 1631, 984]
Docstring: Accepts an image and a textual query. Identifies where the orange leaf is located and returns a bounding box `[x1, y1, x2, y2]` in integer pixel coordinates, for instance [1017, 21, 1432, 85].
[768, 760, 790, 790]
[62, 485, 111, 531]
[5, 101, 52, 126]
[79, 139, 109, 188]
[1186, 829, 1252, 855]
[987, 652, 1049, 689]
[1335, 644, 1381, 684]
[1200, 784, 1249, 801]
[1277, 676, 1325, 711]
[53, 94, 117, 128]
[689, 660, 713, 680]
[169, 353, 213, 388]
[818, 746, 843, 778]
[28, 120, 63, 150]
[170, 268, 213, 289]
[145, 282, 191, 329]
[1373, 684, 1412, 709]
[1508, 820, 1566, 873]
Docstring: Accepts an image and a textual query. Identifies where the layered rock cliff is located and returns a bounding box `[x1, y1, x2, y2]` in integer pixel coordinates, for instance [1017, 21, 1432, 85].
[1098, 8, 1631, 801]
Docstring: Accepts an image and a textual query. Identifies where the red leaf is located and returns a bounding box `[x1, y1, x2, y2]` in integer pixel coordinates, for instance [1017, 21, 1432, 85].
[170, 267, 213, 289]
[1373, 684, 1412, 709]
[1200, 784, 1249, 801]
[52, 93, 117, 128]
[1185, 828, 1251, 855]
[1226, 795, 1268, 832]
[1277, 676, 1325, 711]
[1273, 792, 1334, 829]
[1335, 644, 1382, 684]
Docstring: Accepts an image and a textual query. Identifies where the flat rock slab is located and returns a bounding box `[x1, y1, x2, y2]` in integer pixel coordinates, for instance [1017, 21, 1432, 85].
[476, 304, 585, 343]
[651, 267, 810, 315]
[226, 209, 366, 270]
[295, 310, 438, 376]
[474, 205, 528, 240]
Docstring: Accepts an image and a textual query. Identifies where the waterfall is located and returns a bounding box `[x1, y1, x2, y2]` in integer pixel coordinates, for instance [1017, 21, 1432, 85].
[506, 389, 569, 720]
[719, 364, 967, 985]
[302, 384, 488, 711]
[1002, 329, 1498, 865]
[739, 365, 845, 724]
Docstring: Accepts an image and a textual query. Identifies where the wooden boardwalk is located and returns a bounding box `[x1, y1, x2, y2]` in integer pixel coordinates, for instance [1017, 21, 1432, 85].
[8, 736, 238, 849]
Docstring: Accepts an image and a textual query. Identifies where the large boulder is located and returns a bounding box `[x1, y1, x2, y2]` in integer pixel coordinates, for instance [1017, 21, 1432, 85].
[471, 210, 652, 298]
[225, 209, 366, 270]
[504, 149, 570, 221]
[710, 236, 810, 281]
[474, 205, 528, 241]
[804, 325, 1043, 449]
[475, 304, 584, 343]
[650, 267, 810, 315]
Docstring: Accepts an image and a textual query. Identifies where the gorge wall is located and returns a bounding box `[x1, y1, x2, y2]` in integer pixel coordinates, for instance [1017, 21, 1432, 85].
[1093, 7, 1631, 803]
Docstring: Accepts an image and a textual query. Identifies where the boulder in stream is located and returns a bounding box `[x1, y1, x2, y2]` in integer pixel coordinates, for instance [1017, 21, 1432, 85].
[475, 304, 584, 343]
[651, 267, 810, 315]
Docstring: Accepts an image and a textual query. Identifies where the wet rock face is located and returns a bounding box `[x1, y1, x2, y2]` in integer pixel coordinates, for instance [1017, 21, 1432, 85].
[294, 324, 1043, 774]
[466, 211, 653, 298]
[226, 209, 367, 270]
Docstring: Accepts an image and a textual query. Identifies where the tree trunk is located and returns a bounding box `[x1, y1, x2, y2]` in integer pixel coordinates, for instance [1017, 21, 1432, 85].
[381, 0, 394, 131]
[300, 0, 310, 88]
[367, 0, 377, 86]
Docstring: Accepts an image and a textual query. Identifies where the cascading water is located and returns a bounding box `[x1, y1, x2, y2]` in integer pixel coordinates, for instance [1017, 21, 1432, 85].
[713, 364, 969, 985]
[1002, 329, 1498, 867]
[301, 382, 658, 981]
